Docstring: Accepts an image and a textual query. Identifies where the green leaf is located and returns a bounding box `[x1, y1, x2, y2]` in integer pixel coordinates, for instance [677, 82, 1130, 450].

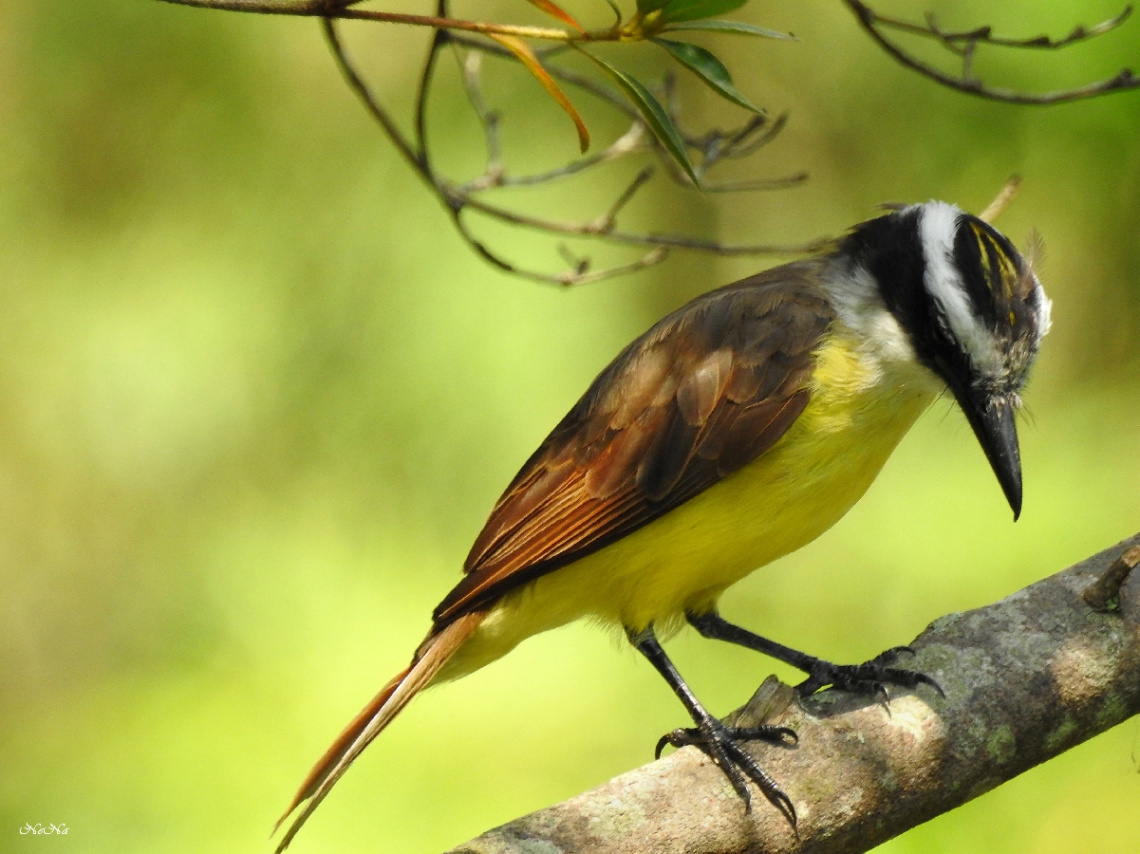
[652, 37, 762, 113]
[658, 0, 748, 24]
[578, 50, 699, 186]
[661, 19, 795, 39]
[636, 0, 672, 15]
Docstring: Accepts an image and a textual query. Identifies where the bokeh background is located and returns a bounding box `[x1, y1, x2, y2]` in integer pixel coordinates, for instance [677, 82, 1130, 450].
[1, 1, 1138, 852]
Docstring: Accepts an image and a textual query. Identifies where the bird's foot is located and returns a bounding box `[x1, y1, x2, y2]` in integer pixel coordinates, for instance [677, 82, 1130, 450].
[655, 716, 798, 824]
[795, 645, 944, 700]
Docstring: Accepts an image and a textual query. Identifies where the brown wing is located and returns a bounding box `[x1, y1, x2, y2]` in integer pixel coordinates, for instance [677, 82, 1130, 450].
[432, 260, 836, 627]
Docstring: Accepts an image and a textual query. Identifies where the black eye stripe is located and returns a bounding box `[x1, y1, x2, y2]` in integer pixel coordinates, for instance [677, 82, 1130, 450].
[840, 206, 930, 352]
[953, 224, 1001, 329]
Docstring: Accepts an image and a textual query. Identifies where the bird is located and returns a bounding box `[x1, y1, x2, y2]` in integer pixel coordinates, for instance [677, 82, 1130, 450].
[273, 200, 1051, 850]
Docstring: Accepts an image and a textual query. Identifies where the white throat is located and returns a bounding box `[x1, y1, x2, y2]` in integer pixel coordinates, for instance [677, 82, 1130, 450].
[823, 255, 942, 396]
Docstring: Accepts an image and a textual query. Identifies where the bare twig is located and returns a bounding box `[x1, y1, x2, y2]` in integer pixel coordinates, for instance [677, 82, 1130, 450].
[451, 208, 672, 286]
[845, 0, 1140, 104]
[914, 6, 1134, 51]
[164, 0, 828, 284]
[719, 112, 791, 160]
[977, 175, 1021, 223]
[413, 0, 450, 171]
[676, 113, 806, 189]
[455, 53, 647, 194]
[590, 166, 656, 233]
[162, 0, 1140, 283]
[448, 533, 1140, 854]
[1084, 544, 1140, 611]
[703, 173, 809, 193]
[484, 125, 649, 190]
[322, 18, 424, 175]
[159, 0, 583, 42]
[453, 193, 830, 255]
[456, 53, 505, 189]
[159, 0, 357, 11]
[322, 10, 826, 285]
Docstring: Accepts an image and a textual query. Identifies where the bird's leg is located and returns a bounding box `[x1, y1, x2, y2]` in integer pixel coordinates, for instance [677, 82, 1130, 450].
[686, 610, 944, 699]
[626, 625, 797, 824]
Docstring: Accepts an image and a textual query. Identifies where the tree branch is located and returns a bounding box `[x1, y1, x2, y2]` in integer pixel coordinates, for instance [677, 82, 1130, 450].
[159, 0, 1140, 283]
[448, 532, 1140, 854]
[844, 0, 1140, 104]
[157, 0, 583, 42]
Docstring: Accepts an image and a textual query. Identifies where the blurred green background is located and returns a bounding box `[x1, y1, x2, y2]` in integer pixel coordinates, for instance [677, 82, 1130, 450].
[1, 1, 1138, 852]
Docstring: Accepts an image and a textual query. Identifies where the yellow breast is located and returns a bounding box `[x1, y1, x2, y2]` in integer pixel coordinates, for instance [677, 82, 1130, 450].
[442, 330, 936, 680]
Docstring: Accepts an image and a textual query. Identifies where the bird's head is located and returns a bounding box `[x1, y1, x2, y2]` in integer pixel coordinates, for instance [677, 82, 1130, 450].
[839, 201, 1052, 520]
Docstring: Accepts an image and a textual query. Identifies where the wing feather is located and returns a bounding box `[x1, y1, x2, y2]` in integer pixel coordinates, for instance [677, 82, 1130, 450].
[433, 261, 835, 626]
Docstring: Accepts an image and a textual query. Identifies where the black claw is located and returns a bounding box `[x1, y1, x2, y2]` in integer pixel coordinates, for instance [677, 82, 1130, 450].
[725, 739, 796, 825]
[795, 651, 944, 700]
[919, 672, 947, 699]
[718, 750, 753, 809]
[658, 723, 798, 752]
[654, 717, 797, 826]
[871, 681, 890, 705]
[655, 728, 686, 760]
[730, 724, 799, 745]
[875, 645, 917, 662]
[630, 625, 798, 828]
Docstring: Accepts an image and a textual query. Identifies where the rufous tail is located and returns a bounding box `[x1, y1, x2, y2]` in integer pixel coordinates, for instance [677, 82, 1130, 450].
[273, 611, 484, 852]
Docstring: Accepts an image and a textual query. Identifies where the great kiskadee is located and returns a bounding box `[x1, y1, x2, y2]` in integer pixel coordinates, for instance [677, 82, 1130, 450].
[274, 201, 1051, 849]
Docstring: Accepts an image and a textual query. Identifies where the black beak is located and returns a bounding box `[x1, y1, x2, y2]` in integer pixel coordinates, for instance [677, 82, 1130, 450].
[953, 389, 1023, 520]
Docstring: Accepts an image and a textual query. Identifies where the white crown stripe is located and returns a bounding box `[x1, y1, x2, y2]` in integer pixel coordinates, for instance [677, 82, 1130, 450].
[917, 202, 1005, 378]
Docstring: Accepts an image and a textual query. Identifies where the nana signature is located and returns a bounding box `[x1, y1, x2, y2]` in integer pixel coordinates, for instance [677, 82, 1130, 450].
[19, 823, 69, 835]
